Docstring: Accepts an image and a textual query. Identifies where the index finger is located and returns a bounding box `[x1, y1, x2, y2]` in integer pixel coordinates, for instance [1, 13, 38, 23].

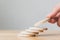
[47, 6, 60, 18]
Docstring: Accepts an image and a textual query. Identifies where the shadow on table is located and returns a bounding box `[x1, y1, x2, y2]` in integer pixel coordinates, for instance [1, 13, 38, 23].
[39, 33, 60, 36]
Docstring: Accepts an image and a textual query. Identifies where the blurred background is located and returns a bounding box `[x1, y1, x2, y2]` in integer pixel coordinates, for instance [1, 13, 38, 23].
[0, 0, 60, 30]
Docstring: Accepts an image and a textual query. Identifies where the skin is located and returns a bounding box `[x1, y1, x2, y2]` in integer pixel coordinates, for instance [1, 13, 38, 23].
[47, 4, 60, 27]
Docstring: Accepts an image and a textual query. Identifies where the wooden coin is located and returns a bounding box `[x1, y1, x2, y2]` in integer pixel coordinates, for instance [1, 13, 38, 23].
[25, 29, 39, 34]
[43, 28, 48, 30]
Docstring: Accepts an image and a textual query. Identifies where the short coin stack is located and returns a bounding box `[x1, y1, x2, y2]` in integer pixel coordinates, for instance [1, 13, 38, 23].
[18, 27, 48, 37]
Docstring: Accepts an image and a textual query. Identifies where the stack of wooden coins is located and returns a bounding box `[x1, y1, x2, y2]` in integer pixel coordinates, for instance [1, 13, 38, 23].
[18, 18, 49, 37]
[18, 27, 48, 37]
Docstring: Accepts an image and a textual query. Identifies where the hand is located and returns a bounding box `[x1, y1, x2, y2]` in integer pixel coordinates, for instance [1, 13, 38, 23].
[47, 4, 60, 27]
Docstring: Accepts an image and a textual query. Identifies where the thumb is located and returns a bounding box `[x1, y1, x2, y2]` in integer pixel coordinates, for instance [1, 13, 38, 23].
[57, 15, 60, 27]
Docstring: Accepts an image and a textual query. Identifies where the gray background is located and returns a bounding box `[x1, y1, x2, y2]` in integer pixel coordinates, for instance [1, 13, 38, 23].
[0, 0, 60, 30]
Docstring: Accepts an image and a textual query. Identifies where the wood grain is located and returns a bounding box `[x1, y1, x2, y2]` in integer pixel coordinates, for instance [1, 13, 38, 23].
[0, 30, 60, 40]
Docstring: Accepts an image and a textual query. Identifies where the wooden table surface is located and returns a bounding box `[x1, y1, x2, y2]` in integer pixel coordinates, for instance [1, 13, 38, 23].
[0, 30, 60, 40]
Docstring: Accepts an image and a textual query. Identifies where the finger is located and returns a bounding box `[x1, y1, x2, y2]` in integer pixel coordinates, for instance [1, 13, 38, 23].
[56, 12, 60, 27]
[47, 6, 60, 18]
[48, 18, 56, 24]
[56, 12, 60, 17]
[48, 17, 58, 23]
[57, 16, 60, 27]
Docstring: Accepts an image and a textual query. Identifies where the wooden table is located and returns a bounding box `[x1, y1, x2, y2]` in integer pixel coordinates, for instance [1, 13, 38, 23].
[0, 30, 60, 40]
